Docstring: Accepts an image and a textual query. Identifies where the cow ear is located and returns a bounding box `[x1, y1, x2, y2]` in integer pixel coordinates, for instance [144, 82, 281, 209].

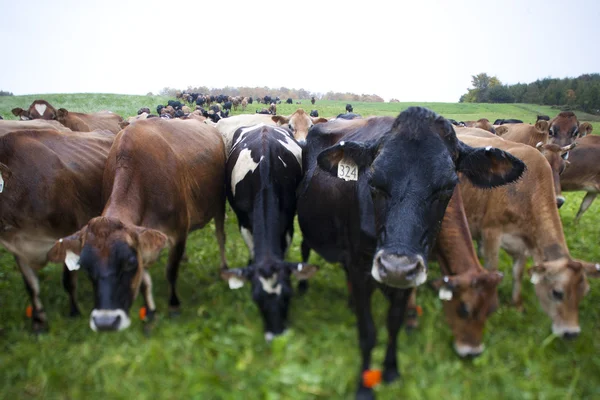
[535, 120, 549, 132]
[220, 268, 249, 289]
[288, 263, 318, 280]
[456, 141, 526, 188]
[317, 140, 378, 177]
[47, 228, 86, 270]
[119, 121, 130, 129]
[57, 108, 69, 119]
[581, 261, 600, 278]
[11, 108, 25, 117]
[312, 117, 328, 124]
[271, 115, 289, 125]
[579, 122, 593, 137]
[136, 228, 168, 264]
[495, 126, 509, 136]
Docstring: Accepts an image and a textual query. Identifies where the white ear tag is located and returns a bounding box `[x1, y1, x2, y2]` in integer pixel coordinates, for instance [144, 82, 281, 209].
[0, 172, 4, 193]
[439, 287, 453, 301]
[337, 158, 358, 181]
[530, 272, 541, 285]
[65, 250, 80, 271]
[228, 276, 245, 289]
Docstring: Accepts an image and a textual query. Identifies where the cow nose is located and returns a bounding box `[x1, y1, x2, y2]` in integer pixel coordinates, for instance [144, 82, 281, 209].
[563, 331, 579, 340]
[92, 314, 121, 331]
[372, 252, 426, 288]
[454, 342, 485, 358]
[556, 196, 565, 208]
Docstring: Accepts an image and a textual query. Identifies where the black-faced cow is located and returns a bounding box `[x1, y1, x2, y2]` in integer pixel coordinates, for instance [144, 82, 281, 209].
[297, 108, 525, 399]
[221, 124, 316, 340]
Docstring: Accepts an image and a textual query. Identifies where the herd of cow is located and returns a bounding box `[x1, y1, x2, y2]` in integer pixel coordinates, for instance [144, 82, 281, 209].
[1, 99, 600, 399]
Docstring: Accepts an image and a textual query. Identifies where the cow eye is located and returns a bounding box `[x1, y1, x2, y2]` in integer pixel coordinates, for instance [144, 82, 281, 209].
[123, 255, 138, 271]
[548, 129, 554, 136]
[288, 124, 293, 131]
[552, 289, 564, 301]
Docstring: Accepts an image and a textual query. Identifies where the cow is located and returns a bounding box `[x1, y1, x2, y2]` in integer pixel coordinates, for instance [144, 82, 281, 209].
[220, 124, 316, 340]
[464, 118, 496, 134]
[537, 115, 550, 121]
[241, 98, 248, 111]
[297, 108, 525, 399]
[213, 114, 279, 152]
[271, 109, 328, 144]
[286, 98, 293, 104]
[47, 118, 228, 332]
[224, 101, 233, 113]
[335, 113, 363, 120]
[196, 96, 206, 107]
[0, 119, 73, 135]
[346, 104, 354, 113]
[310, 110, 319, 118]
[559, 133, 600, 222]
[263, 95, 272, 105]
[232, 97, 240, 111]
[311, 96, 315, 105]
[248, 97, 253, 104]
[269, 103, 277, 115]
[0, 129, 115, 332]
[137, 107, 150, 115]
[493, 118, 524, 125]
[457, 133, 599, 338]
[548, 111, 593, 147]
[448, 119, 466, 127]
[0, 115, 3, 120]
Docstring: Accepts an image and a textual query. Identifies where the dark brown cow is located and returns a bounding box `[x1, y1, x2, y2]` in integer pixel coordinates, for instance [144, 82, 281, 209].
[12, 100, 123, 134]
[548, 111, 593, 146]
[47, 118, 227, 331]
[0, 129, 115, 332]
[560, 134, 600, 222]
[458, 133, 599, 338]
[0, 119, 73, 135]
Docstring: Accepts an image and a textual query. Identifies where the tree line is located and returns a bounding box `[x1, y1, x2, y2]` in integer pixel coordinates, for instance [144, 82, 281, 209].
[158, 86, 384, 102]
[460, 73, 600, 114]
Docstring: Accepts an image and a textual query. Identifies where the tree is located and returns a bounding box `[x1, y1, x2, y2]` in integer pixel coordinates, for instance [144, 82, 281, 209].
[487, 85, 514, 103]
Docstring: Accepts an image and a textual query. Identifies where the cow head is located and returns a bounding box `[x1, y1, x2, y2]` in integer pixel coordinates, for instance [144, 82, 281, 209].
[317, 107, 525, 288]
[220, 262, 317, 340]
[474, 118, 496, 134]
[431, 271, 503, 357]
[24, 100, 57, 120]
[11, 107, 30, 120]
[47, 217, 168, 332]
[272, 109, 328, 144]
[536, 142, 575, 208]
[549, 112, 591, 146]
[529, 259, 599, 338]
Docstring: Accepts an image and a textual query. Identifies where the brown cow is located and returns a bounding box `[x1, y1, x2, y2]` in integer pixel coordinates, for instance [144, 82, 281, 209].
[47, 118, 228, 331]
[560, 134, 600, 222]
[0, 119, 72, 135]
[548, 111, 593, 146]
[458, 133, 599, 337]
[271, 108, 328, 143]
[0, 129, 115, 332]
[464, 118, 496, 134]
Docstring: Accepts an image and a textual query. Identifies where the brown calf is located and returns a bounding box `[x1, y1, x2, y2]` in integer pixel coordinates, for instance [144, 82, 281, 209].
[0, 129, 115, 332]
[458, 134, 599, 337]
[47, 118, 228, 331]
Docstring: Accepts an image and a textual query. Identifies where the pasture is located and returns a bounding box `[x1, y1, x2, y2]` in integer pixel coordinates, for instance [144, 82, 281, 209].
[1, 94, 599, 400]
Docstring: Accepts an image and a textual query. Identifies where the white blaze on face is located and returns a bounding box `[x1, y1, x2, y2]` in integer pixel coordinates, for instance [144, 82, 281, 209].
[231, 149, 262, 196]
[89, 309, 131, 331]
[240, 227, 254, 260]
[275, 128, 302, 170]
[34, 103, 47, 117]
[258, 273, 282, 295]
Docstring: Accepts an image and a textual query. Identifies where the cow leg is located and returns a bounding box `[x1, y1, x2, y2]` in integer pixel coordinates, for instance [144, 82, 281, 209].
[214, 202, 228, 270]
[15, 256, 47, 333]
[510, 252, 528, 311]
[349, 272, 377, 400]
[404, 287, 418, 332]
[140, 270, 157, 322]
[575, 192, 597, 223]
[382, 287, 410, 383]
[297, 240, 311, 296]
[166, 239, 186, 315]
[62, 266, 81, 317]
[482, 229, 501, 271]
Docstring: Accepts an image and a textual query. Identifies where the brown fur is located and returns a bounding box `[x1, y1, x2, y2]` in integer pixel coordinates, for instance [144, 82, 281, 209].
[464, 118, 495, 133]
[0, 119, 72, 135]
[549, 111, 586, 147]
[271, 109, 329, 142]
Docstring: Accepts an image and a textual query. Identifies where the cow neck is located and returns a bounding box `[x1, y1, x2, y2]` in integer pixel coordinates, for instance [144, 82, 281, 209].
[435, 187, 482, 276]
[529, 190, 570, 263]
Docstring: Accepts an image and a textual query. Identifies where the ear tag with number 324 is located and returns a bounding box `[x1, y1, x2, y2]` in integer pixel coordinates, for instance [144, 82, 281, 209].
[338, 158, 358, 181]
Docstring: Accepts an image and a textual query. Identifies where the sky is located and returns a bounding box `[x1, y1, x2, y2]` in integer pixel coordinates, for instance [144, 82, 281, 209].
[1, 0, 599, 102]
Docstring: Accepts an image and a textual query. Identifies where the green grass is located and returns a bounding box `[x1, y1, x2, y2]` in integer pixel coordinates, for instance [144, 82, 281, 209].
[1, 95, 600, 400]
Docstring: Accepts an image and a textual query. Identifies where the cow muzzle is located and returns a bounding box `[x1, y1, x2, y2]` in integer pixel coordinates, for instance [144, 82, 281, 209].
[552, 323, 580, 339]
[90, 309, 131, 332]
[454, 341, 485, 358]
[371, 251, 427, 288]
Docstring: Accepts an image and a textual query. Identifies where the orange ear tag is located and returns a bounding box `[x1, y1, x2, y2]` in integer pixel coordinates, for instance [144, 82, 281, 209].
[416, 305, 423, 317]
[362, 369, 382, 388]
[26, 305, 33, 318]
[139, 306, 147, 321]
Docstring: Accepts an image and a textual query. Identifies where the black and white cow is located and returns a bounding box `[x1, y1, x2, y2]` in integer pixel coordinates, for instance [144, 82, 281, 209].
[493, 118, 524, 125]
[346, 104, 354, 113]
[221, 124, 317, 340]
[310, 110, 319, 118]
[297, 107, 525, 399]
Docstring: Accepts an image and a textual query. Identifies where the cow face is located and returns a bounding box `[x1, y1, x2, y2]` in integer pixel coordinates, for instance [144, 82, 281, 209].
[26, 100, 58, 120]
[536, 142, 575, 208]
[317, 107, 525, 288]
[272, 110, 328, 144]
[549, 112, 590, 146]
[528, 259, 599, 338]
[221, 263, 317, 340]
[432, 271, 503, 357]
[47, 217, 167, 332]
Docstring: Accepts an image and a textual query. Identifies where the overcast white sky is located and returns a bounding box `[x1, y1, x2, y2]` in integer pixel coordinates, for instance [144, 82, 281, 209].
[1, 0, 598, 102]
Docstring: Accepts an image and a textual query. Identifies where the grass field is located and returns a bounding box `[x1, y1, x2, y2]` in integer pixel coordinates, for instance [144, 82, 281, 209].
[1, 95, 599, 400]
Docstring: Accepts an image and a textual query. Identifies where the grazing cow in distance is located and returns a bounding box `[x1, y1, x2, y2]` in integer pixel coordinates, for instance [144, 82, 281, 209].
[549, 111, 593, 147]
[221, 124, 316, 340]
[537, 115, 550, 121]
[47, 118, 228, 331]
[256, 108, 271, 115]
[311, 96, 315, 105]
[448, 119, 466, 127]
[263, 95, 272, 105]
[196, 96, 206, 107]
[297, 108, 525, 398]
[493, 118, 524, 125]
[560, 133, 600, 222]
[269, 103, 277, 115]
[464, 118, 496, 134]
[272, 109, 328, 144]
[335, 113, 362, 120]
[310, 110, 319, 117]
[458, 133, 599, 338]
[232, 97, 240, 111]
[0, 129, 115, 332]
[286, 98, 293, 104]
[248, 96, 253, 104]
[138, 107, 150, 115]
[346, 104, 353, 113]
[241, 98, 248, 111]
[224, 101, 233, 113]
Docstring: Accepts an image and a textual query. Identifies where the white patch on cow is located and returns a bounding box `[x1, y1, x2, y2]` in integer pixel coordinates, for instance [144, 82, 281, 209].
[265, 332, 275, 342]
[141, 271, 155, 311]
[34, 103, 47, 116]
[439, 288, 453, 301]
[485, 146, 492, 151]
[371, 264, 383, 283]
[454, 342, 484, 358]
[259, 274, 282, 295]
[552, 323, 580, 337]
[228, 276, 245, 289]
[530, 272, 542, 285]
[596, 263, 600, 272]
[0, 172, 4, 193]
[89, 309, 131, 332]
[276, 131, 302, 169]
[240, 227, 254, 260]
[414, 269, 427, 286]
[278, 156, 287, 168]
[231, 149, 261, 196]
[231, 123, 266, 151]
[297, 263, 303, 272]
[65, 250, 80, 271]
